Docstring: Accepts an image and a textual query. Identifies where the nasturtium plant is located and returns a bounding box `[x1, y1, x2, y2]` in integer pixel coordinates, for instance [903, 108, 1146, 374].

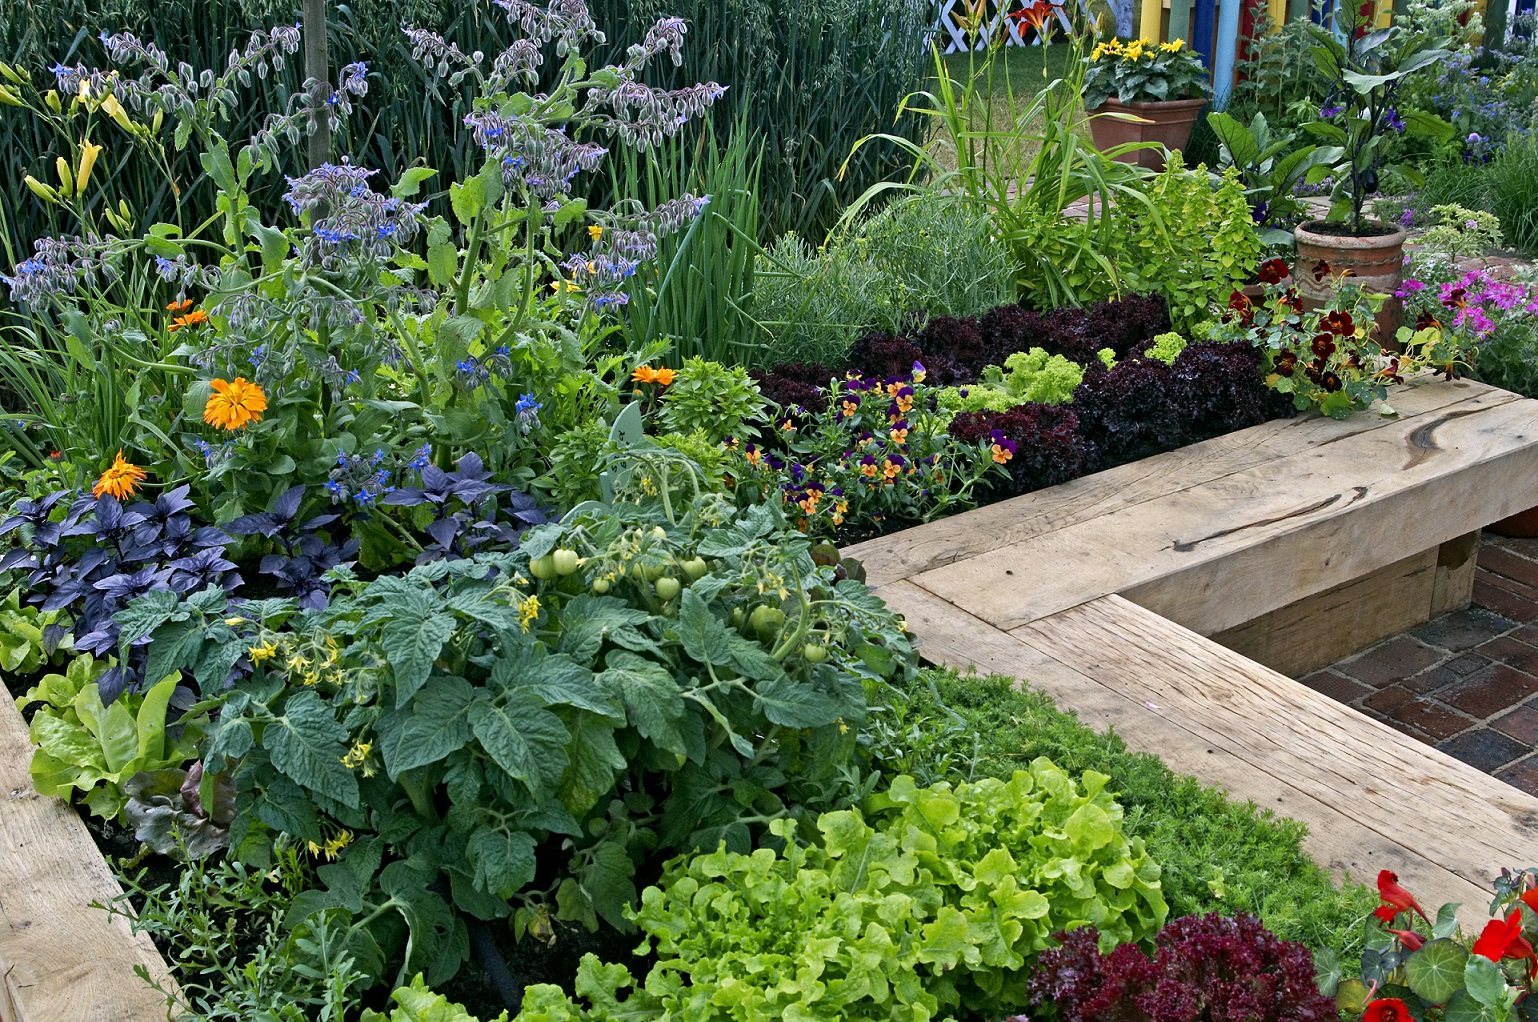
[513, 761, 1167, 1022]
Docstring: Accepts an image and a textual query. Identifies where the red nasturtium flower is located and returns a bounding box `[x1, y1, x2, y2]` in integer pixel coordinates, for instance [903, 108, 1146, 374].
[1386, 927, 1425, 951]
[1257, 258, 1289, 285]
[1472, 910, 1536, 971]
[1363, 998, 1411, 1022]
[1311, 259, 1333, 283]
[1522, 887, 1538, 914]
[1374, 870, 1430, 924]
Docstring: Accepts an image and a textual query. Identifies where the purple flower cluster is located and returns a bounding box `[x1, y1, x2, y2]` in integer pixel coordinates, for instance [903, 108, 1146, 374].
[282, 162, 425, 267]
[1, 235, 118, 306]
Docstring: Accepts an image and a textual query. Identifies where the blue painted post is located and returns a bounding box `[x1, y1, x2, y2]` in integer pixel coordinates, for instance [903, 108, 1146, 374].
[1191, 0, 1218, 66]
[1211, 0, 1243, 109]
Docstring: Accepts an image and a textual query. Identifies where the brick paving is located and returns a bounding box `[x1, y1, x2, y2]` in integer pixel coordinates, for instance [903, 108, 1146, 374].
[1299, 533, 1538, 796]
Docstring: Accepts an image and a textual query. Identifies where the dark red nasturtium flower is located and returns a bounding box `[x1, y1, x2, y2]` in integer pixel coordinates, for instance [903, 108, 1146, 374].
[1442, 286, 1468, 311]
[1228, 290, 1253, 313]
[1312, 259, 1333, 283]
[1257, 258, 1289, 285]
[1415, 311, 1441, 331]
[1321, 371, 1343, 392]
[1310, 333, 1336, 358]
[1275, 349, 1299, 376]
[1321, 310, 1355, 336]
[1363, 998, 1411, 1022]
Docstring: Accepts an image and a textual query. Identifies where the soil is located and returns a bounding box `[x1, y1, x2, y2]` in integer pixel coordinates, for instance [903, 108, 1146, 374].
[1301, 220, 1402, 238]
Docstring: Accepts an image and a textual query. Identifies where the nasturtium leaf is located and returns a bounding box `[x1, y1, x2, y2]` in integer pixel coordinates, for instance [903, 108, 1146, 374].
[1463, 953, 1508, 1008]
[468, 689, 569, 794]
[1313, 946, 1343, 997]
[467, 825, 537, 899]
[1445, 990, 1501, 1022]
[263, 688, 359, 808]
[1434, 902, 1462, 939]
[1405, 938, 1469, 1004]
[596, 651, 686, 755]
[376, 676, 475, 777]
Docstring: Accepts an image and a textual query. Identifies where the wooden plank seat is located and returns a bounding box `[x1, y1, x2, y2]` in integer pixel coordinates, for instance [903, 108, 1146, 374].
[846, 376, 1538, 931]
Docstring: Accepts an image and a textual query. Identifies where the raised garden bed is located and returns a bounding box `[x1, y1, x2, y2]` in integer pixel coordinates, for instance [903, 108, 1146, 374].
[847, 373, 1538, 930]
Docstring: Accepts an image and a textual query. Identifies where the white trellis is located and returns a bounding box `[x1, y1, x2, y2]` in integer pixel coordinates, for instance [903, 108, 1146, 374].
[932, 0, 1078, 52]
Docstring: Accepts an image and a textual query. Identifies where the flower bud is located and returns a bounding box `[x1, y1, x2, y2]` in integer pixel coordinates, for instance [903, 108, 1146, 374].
[24, 175, 60, 203]
[0, 86, 21, 107]
[100, 93, 134, 133]
[55, 156, 74, 197]
[44, 89, 61, 113]
[0, 62, 26, 85]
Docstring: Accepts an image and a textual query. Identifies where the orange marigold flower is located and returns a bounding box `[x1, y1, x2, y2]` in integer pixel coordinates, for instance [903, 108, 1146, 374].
[631, 365, 676, 386]
[167, 298, 193, 313]
[169, 308, 209, 332]
[93, 450, 147, 499]
[204, 377, 268, 430]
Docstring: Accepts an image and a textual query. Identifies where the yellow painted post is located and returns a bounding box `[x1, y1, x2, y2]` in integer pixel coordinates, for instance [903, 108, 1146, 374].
[1140, 0, 1165, 40]
[1378, 0, 1394, 27]
[1267, 0, 1286, 28]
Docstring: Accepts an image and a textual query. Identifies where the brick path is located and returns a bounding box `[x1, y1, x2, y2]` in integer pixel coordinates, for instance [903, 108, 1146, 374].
[1299, 534, 1538, 796]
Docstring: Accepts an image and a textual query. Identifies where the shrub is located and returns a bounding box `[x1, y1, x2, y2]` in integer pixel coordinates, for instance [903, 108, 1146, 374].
[1027, 914, 1338, 1022]
[656, 358, 765, 444]
[516, 763, 1168, 1022]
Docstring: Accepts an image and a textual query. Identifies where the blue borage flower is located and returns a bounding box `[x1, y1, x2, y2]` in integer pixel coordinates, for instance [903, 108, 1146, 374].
[282, 162, 425, 268]
[514, 394, 543, 433]
[327, 449, 396, 506]
[190, 437, 235, 468]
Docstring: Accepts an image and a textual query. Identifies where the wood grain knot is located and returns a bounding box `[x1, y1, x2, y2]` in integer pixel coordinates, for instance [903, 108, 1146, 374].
[1405, 407, 1482, 469]
[1171, 487, 1367, 552]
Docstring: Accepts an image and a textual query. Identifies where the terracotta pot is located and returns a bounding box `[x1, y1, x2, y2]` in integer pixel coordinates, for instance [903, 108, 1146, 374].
[1087, 96, 1208, 171]
[1292, 220, 1409, 345]
[1490, 505, 1538, 538]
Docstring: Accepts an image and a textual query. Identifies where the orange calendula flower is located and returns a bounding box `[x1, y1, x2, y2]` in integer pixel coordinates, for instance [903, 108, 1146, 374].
[631, 365, 676, 386]
[167, 298, 193, 313]
[169, 308, 209, 331]
[204, 377, 268, 430]
[93, 450, 147, 499]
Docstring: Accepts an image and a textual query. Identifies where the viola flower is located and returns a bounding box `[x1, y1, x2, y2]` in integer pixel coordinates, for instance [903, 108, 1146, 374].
[1472, 910, 1536, 969]
[989, 429, 1017, 464]
[1257, 258, 1289, 285]
[1375, 870, 1430, 924]
[910, 360, 927, 383]
[93, 449, 147, 499]
[1363, 999, 1412, 1022]
[203, 377, 267, 430]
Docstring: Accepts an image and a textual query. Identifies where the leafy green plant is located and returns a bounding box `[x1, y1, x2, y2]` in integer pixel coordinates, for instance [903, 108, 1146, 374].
[17, 654, 203, 819]
[512, 762, 1167, 1022]
[364, 975, 507, 1022]
[129, 463, 912, 980]
[1206, 110, 1326, 245]
[1082, 36, 1209, 109]
[104, 840, 375, 1021]
[936, 348, 1086, 414]
[0, 586, 62, 677]
[1487, 129, 1538, 255]
[655, 357, 765, 444]
[1417, 204, 1504, 258]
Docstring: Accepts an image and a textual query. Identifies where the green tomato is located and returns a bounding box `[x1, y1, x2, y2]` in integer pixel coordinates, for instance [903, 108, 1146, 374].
[643, 563, 666, 582]
[730, 607, 745, 627]
[749, 605, 785, 640]
[552, 549, 580, 576]
[528, 554, 557, 580]
[655, 576, 681, 601]
[802, 643, 828, 664]
[591, 577, 611, 595]
[681, 557, 709, 581]
[649, 526, 668, 542]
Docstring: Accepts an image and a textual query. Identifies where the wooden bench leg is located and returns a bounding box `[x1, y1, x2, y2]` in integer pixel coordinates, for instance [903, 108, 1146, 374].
[1211, 530, 1481, 678]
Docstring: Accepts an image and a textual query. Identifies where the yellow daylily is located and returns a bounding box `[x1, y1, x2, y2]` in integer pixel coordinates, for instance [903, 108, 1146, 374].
[75, 142, 103, 195]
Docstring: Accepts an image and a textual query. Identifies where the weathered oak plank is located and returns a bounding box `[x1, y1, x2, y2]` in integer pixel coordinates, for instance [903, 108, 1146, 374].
[910, 387, 1538, 633]
[1014, 595, 1538, 930]
[884, 580, 1496, 930]
[845, 375, 1491, 587]
[0, 695, 175, 1022]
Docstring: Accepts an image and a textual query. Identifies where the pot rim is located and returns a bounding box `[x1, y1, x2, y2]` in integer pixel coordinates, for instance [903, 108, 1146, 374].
[1095, 95, 1209, 112]
[1294, 219, 1409, 249]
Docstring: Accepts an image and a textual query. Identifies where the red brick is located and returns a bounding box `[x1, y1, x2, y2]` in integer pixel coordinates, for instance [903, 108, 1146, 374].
[1477, 547, 1538, 590]
[1297, 670, 1373, 704]
[1495, 755, 1538, 797]
[1486, 535, 1538, 566]
[1390, 699, 1475, 741]
[1440, 664, 1538, 718]
[1336, 636, 1445, 687]
[1362, 685, 1415, 714]
[1436, 729, 1530, 772]
[1492, 701, 1538, 744]
[1475, 635, 1538, 674]
[1472, 580, 1538, 623]
[1477, 568, 1538, 603]
[1401, 666, 1462, 695]
[1413, 608, 1520, 652]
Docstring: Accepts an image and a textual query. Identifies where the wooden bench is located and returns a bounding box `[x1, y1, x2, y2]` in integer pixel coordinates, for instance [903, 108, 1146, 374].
[847, 375, 1538, 930]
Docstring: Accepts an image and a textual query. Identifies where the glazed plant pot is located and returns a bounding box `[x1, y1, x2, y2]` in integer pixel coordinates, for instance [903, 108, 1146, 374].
[1087, 96, 1208, 171]
[1292, 220, 1409, 345]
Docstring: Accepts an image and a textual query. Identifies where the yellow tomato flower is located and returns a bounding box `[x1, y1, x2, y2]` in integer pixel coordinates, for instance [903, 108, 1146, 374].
[248, 641, 279, 664]
[203, 377, 267, 430]
[93, 450, 147, 499]
[518, 594, 541, 632]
